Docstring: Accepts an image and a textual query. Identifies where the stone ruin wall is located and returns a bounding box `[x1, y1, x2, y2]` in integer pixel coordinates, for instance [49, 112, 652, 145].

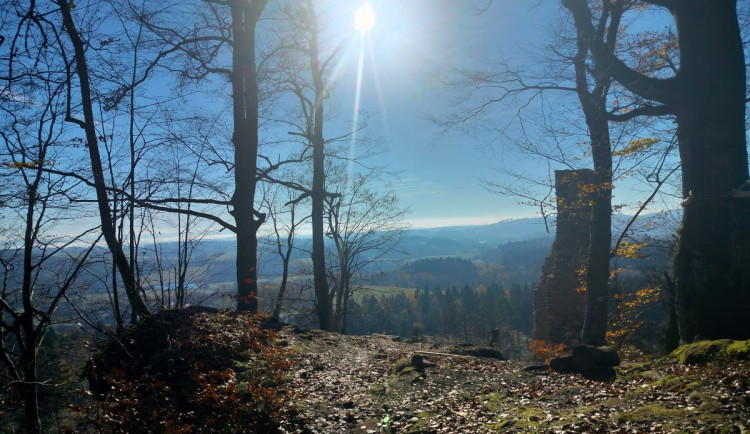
[534, 169, 595, 345]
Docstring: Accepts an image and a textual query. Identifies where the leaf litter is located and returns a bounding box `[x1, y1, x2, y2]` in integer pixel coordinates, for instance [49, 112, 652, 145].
[276, 328, 750, 433]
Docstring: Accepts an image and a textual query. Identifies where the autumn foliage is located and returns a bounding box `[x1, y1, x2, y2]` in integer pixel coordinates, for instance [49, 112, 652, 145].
[74, 308, 295, 432]
[607, 286, 661, 350]
[529, 339, 567, 363]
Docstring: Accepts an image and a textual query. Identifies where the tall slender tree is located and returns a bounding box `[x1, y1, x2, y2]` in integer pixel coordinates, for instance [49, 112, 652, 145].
[57, 0, 151, 318]
[228, 0, 269, 312]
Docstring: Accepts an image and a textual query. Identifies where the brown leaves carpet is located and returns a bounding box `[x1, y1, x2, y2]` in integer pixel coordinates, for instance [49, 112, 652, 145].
[276, 328, 750, 433]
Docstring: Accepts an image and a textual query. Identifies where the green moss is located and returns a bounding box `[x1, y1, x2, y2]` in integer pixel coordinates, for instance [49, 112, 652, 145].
[391, 358, 412, 375]
[480, 392, 508, 412]
[670, 339, 750, 363]
[486, 419, 517, 431]
[670, 339, 733, 364]
[406, 411, 431, 432]
[697, 395, 721, 413]
[370, 382, 386, 397]
[613, 402, 724, 427]
[388, 357, 424, 385]
[486, 406, 546, 431]
[727, 340, 750, 360]
[614, 403, 691, 423]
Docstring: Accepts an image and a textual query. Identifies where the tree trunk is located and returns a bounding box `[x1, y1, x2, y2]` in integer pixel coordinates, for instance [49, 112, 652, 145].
[230, 0, 268, 313]
[564, 2, 614, 346]
[671, 0, 749, 341]
[311, 129, 332, 328]
[57, 0, 151, 319]
[582, 119, 612, 346]
[335, 265, 351, 333]
[308, 3, 332, 330]
[333, 252, 349, 332]
[664, 272, 680, 353]
[271, 267, 289, 322]
[19, 158, 42, 433]
[341, 286, 350, 335]
[18, 343, 41, 434]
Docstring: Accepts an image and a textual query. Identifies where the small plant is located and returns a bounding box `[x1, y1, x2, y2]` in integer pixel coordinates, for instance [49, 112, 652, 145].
[607, 286, 661, 351]
[529, 339, 567, 363]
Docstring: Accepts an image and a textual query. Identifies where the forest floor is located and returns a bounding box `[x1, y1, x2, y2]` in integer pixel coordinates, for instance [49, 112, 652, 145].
[276, 327, 750, 433]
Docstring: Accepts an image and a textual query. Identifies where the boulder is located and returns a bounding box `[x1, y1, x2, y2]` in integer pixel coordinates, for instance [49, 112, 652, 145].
[549, 356, 577, 373]
[571, 345, 620, 372]
[671, 339, 750, 365]
[549, 345, 620, 380]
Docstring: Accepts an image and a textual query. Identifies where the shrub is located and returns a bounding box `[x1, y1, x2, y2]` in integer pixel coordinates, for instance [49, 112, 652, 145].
[74, 308, 295, 433]
[529, 339, 567, 363]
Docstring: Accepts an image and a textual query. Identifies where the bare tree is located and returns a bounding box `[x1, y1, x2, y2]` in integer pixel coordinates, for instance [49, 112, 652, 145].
[260, 179, 309, 322]
[272, 0, 339, 330]
[56, 0, 151, 318]
[0, 29, 99, 429]
[97, 0, 272, 313]
[325, 171, 410, 334]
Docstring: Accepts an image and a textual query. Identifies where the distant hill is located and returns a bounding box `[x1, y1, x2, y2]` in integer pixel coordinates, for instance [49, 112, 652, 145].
[139, 210, 678, 282]
[409, 217, 554, 247]
[9, 210, 678, 300]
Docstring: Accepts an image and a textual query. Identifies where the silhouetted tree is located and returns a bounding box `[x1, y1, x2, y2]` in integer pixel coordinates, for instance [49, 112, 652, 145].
[0, 25, 99, 428]
[57, 0, 151, 319]
[565, 0, 750, 341]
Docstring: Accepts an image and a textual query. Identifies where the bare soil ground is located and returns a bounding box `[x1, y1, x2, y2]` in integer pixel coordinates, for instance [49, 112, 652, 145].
[277, 328, 750, 433]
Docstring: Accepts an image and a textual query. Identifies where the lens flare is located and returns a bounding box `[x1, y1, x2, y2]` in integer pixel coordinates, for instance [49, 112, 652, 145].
[355, 3, 375, 34]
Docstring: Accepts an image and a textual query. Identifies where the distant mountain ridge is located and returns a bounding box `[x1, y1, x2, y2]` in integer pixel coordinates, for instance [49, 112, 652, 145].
[149, 210, 678, 265]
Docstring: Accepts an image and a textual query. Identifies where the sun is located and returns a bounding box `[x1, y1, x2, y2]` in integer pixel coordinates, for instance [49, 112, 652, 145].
[355, 3, 375, 34]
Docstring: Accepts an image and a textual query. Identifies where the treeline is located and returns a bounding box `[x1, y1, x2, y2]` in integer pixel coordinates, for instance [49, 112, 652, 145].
[378, 242, 552, 289]
[345, 283, 533, 350]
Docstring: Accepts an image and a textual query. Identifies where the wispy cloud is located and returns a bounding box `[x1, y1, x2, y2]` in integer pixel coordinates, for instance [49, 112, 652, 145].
[387, 176, 450, 199]
[0, 89, 35, 105]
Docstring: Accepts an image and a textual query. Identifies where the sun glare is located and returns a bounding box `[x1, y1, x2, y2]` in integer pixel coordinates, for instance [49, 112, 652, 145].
[355, 3, 375, 34]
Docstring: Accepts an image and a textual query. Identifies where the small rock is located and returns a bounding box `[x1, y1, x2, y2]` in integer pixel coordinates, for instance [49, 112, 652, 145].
[640, 370, 663, 381]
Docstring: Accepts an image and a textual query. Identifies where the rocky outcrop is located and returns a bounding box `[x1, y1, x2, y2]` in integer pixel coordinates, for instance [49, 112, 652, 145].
[671, 339, 750, 364]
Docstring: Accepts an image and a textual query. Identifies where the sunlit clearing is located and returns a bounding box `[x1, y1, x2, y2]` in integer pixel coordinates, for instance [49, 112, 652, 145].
[355, 3, 375, 34]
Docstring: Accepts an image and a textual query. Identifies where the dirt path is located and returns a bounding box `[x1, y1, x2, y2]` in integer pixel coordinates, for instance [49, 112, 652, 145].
[278, 328, 750, 433]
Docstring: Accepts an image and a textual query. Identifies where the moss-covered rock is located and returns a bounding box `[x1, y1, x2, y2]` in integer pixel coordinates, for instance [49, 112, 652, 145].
[391, 357, 413, 375]
[670, 339, 750, 364]
[405, 411, 431, 433]
[726, 340, 750, 360]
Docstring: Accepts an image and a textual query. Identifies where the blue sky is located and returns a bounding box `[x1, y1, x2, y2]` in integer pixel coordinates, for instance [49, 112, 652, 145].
[318, 0, 568, 228]
[4, 0, 686, 244]
[316, 0, 686, 229]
